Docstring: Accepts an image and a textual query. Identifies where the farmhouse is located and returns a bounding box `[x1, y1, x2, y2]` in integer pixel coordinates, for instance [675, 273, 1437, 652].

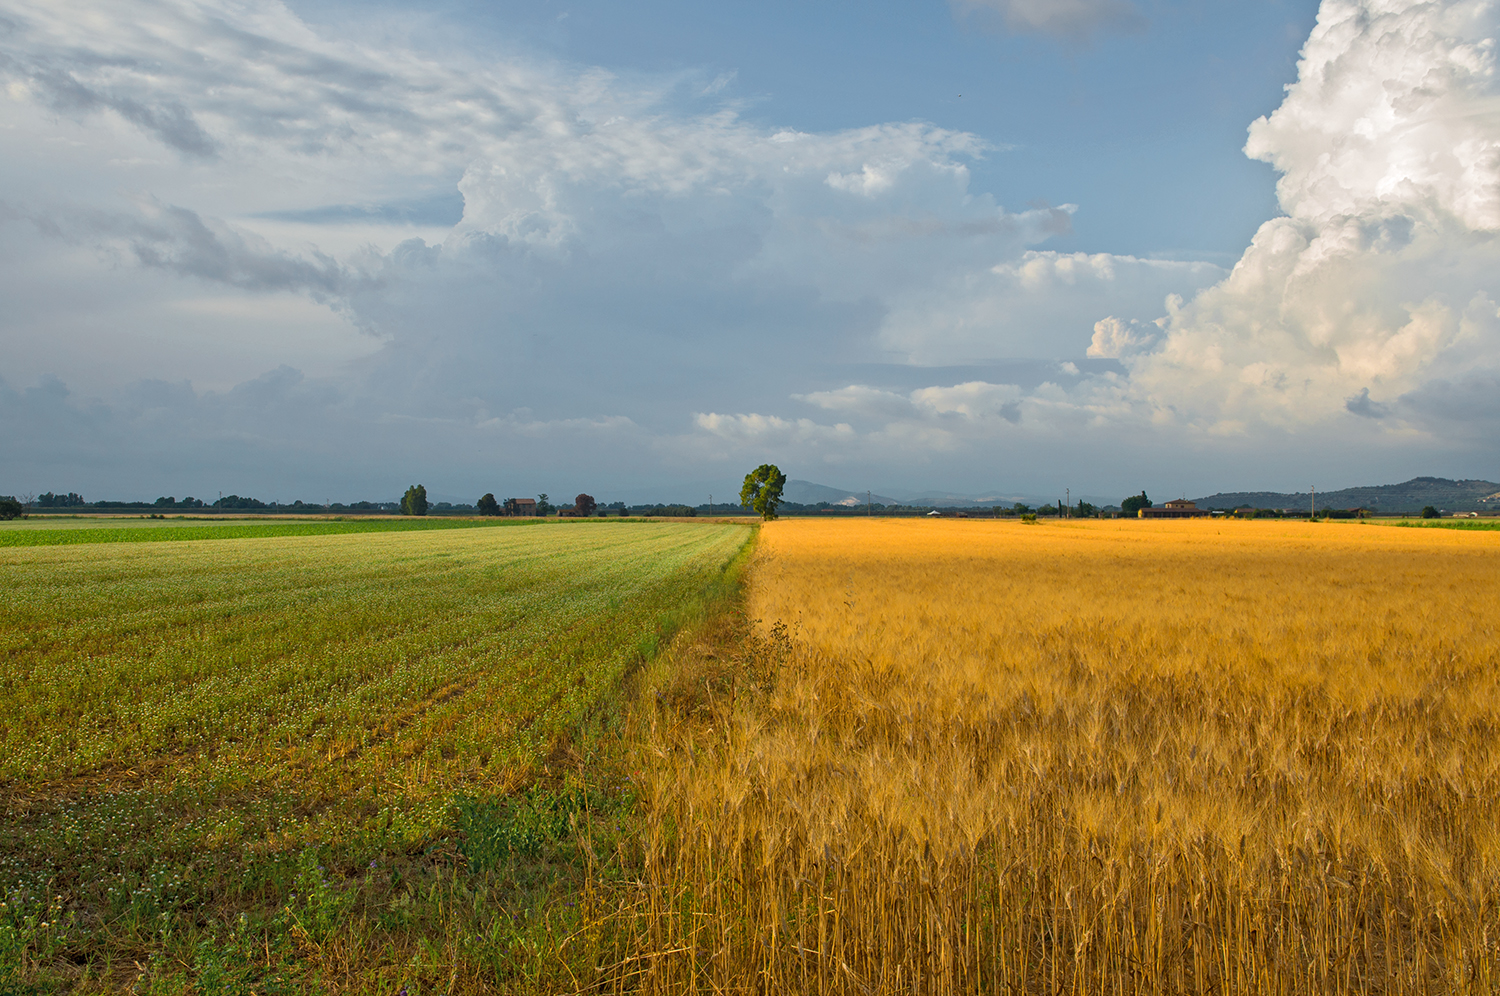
[504, 497, 538, 516]
[1139, 498, 1210, 519]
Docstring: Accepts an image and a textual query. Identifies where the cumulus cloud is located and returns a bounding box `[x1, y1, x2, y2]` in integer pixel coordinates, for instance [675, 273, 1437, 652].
[1112, 0, 1500, 442]
[1087, 315, 1162, 358]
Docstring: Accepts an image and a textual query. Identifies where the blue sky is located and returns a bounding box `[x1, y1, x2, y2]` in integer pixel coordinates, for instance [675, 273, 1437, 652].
[2, 0, 1498, 504]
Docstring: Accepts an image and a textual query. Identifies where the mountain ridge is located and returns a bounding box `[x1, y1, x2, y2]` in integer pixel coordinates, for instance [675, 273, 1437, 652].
[1192, 477, 1500, 513]
[787, 476, 1500, 513]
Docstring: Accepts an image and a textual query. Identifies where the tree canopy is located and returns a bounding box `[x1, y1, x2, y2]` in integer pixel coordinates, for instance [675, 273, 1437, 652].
[0, 496, 22, 520]
[401, 485, 429, 516]
[740, 464, 787, 521]
[1122, 491, 1152, 515]
[574, 493, 597, 517]
[476, 493, 500, 516]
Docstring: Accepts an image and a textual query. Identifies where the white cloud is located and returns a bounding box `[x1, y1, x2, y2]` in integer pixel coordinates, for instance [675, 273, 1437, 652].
[4, 0, 1497, 502]
[664, 0, 1500, 485]
[1087, 315, 1161, 358]
[880, 250, 1221, 362]
[795, 385, 918, 419]
[1119, 0, 1500, 438]
[692, 412, 856, 447]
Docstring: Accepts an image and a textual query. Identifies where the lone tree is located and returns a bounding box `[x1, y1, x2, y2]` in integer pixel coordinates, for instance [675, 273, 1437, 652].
[1121, 491, 1152, 515]
[476, 493, 500, 516]
[401, 484, 429, 516]
[1421, 505, 1440, 519]
[740, 464, 787, 521]
[0, 496, 22, 520]
[536, 493, 554, 516]
[574, 493, 597, 517]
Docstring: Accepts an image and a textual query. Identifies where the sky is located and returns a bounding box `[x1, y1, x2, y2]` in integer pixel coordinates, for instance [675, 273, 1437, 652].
[2, 0, 1498, 504]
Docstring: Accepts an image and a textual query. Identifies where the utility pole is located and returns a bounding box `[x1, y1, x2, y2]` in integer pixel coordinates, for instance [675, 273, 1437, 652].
[1066, 488, 1070, 519]
[867, 490, 872, 516]
[1310, 485, 1315, 519]
[708, 494, 712, 517]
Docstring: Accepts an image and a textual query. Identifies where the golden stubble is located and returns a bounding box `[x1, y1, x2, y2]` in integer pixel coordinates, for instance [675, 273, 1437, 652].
[625, 519, 1500, 994]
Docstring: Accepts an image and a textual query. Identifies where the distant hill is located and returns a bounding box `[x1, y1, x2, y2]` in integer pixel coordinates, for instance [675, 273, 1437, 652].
[787, 480, 1114, 509]
[1193, 477, 1500, 513]
[783, 480, 902, 507]
[888, 488, 1063, 507]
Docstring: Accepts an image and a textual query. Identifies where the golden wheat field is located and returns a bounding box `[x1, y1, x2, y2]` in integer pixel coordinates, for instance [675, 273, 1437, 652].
[628, 518, 1500, 995]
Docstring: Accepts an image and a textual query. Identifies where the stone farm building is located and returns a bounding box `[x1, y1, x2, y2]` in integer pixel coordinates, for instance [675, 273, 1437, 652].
[1139, 498, 1211, 519]
[504, 497, 538, 516]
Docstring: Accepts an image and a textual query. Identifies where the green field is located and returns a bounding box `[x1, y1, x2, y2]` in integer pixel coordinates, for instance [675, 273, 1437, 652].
[1390, 517, 1500, 530]
[0, 516, 538, 546]
[0, 520, 751, 993]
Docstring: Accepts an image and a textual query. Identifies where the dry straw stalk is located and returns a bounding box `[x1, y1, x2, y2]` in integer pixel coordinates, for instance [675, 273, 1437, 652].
[621, 519, 1500, 995]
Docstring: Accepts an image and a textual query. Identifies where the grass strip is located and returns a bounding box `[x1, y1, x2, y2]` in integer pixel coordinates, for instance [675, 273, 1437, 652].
[0, 517, 543, 547]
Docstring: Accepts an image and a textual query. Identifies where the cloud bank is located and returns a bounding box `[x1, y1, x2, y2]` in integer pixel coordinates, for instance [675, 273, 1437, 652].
[0, 0, 1496, 501]
[717, 0, 1500, 483]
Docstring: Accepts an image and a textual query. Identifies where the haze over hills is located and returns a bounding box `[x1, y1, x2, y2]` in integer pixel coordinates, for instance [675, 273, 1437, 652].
[790, 477, 1500, 513]
[785, 480, 1117, 509]
[782, 481, 903, 507]
[1191, 478, 1500, 513]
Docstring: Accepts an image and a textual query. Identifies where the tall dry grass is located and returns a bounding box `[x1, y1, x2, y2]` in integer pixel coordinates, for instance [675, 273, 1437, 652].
[620, 519, 1500, 994]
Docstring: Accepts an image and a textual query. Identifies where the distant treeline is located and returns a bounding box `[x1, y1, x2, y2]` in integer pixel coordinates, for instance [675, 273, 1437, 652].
[25, 493, 402, 512]
[18, 492, 1418, 520]
[18, 493, 1102, 517]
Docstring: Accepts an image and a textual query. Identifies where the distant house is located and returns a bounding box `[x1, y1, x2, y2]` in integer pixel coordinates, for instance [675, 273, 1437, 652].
[504, 497, 538, 517]
[1139, 499, 1210, 519]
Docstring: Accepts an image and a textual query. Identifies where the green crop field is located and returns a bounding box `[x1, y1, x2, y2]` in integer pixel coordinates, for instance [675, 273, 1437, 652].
[0, 519, 751, 994]
[0, 516, 535, 546]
